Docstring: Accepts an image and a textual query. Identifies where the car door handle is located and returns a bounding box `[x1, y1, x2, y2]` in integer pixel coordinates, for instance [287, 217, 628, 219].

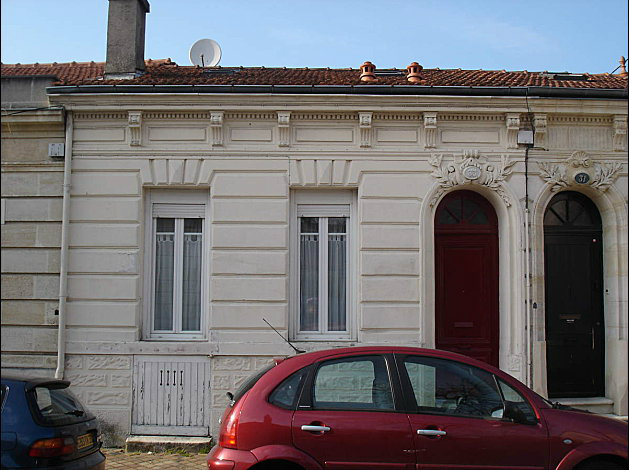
[301, 425, 331, 433]
[417, 429, 446, 437]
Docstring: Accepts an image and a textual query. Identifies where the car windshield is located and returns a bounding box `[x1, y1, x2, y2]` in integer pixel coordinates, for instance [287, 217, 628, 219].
[230, 364, 275, 405]
[31, 384, 90, 425]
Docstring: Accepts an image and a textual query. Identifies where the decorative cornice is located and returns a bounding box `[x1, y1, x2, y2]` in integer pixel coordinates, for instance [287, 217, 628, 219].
[224, 112, 275, 120]
[292, 112, 355, 121]
[505, 113, 521, 149]
[439, 114, 504, 122]
[210, 111, 224, 147]
[548, 115, 614, 125]
[538, 150, 623, 192]
[359, 112, 373, 148]
[277, 111, 291, 147]
[372, 113, 420, 121]
[424, 112, 438, 149]
[74, 112, 125, 120]
[428, 150, 516, 206]
[128, 111, 142, 146]
[613, 115, 627, 151]
[143, 112, 209, 120]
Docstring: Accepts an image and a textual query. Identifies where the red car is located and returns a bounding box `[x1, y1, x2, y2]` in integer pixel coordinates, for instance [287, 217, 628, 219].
[207, 347, 627, 470]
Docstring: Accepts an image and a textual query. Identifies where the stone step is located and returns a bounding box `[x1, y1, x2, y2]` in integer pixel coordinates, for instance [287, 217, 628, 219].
[553, 397, 614, 415]
[125, 435, 213, 454]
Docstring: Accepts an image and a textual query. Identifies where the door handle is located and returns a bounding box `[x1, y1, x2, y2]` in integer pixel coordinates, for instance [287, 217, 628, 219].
[301, 425, 331, 433]
[417, 429, 446, 437]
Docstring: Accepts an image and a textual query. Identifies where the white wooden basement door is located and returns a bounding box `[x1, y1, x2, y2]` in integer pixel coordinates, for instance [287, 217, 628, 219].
[132, 356, 210, 436]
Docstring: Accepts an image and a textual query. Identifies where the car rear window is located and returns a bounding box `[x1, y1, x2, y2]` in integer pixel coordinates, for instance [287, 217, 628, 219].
[30, 384, 90, 425]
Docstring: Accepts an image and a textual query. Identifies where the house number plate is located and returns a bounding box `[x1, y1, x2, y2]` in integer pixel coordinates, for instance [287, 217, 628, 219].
[574, 172, 590, 184]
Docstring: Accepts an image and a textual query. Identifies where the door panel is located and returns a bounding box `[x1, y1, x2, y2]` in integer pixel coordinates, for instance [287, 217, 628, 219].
[398, 354, 548, 469]
[292, 410, 414, 469]
[292, 354, 414, 469]
[544, 191, 604, 398]
[435, 191, 499, 367]
[545, 233, 604, 397]
[408, 414, 547, 469]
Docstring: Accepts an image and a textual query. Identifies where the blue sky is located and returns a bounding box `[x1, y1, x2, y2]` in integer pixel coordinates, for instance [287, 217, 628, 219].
[2, 0, 627, 73]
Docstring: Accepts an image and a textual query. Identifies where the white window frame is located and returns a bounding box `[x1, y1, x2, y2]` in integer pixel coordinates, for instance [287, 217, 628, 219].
[290, 190, 357, 341]
[143, 190, 209, 340]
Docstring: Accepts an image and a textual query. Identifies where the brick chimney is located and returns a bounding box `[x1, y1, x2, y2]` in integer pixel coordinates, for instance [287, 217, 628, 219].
[105, 0, 150, 79]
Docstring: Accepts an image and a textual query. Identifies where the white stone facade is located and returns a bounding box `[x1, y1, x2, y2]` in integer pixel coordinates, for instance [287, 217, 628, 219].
[3, 91, 627, 443]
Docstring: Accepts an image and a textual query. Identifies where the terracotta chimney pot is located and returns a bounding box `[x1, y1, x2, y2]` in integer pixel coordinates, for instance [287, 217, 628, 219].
[619, 56, 628, 78]
[360, 61, 377, 82]
[406, 61, 424, 84]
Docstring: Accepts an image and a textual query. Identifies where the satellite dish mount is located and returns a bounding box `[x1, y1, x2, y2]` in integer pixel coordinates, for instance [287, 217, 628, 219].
[189, 39, 222, 67]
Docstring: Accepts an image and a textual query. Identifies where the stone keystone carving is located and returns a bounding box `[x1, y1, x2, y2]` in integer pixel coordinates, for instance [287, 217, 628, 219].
[538, 150, 623, 193]
[210, 111, 224, 147]
[428, 150, 516, 206]
[128, 111, 142, 146]
[277, 111, 291, 147]
[358, 112, 373, 148]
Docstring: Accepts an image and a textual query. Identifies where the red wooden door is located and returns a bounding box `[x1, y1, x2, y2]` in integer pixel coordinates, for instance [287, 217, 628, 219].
[435, 191, 499, 367]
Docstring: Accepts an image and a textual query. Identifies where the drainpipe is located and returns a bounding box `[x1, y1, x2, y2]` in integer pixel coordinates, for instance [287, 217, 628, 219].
[524, 144, 533, 387]
[55, 111, 73, 379]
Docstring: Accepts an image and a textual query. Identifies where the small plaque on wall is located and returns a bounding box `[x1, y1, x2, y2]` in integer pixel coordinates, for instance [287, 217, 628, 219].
[574, 172, 590, 184]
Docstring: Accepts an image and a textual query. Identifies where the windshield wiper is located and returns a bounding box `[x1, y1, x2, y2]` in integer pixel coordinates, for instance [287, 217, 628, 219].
[65, 409, 85, 416]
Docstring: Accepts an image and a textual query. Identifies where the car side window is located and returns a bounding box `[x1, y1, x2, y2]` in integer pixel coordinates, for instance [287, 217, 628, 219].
[402, 356, 503, 418]
[497, 378, 538, 424]
[312, 355, 394, 411]
[269, 367, 309, 409]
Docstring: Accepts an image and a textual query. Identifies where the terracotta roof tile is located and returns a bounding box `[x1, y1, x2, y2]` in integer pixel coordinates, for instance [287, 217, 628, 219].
[2, 60, 626, 90]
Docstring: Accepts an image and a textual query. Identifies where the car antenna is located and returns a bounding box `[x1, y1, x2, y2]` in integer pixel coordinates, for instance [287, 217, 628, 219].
[262, 318, 306, 354]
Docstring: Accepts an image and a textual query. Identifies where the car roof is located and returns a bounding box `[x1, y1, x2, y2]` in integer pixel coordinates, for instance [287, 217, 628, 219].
[283, 346, 500, 371]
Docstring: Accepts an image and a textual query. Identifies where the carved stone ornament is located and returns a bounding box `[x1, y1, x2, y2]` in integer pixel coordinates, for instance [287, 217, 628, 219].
[277, 111, 291, 147]
[128, 111, 142, 146]
[505, 113, 521, 149]
[428, 150, 516, 206]
[210, 111, 224, 147]
[533, 113, 547, 150]
[424, 112, 438, 149]
[538, 150, 623, 193]
[613, 115, 627, 151]
[358, 112, 373, 148]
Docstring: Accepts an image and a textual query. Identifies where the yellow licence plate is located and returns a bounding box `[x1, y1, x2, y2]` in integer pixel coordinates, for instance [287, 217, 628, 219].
[77, 433, 94, 450]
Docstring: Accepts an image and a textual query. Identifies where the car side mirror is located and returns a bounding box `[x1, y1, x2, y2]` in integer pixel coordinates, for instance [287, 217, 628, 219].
[503, 401, 537, 425]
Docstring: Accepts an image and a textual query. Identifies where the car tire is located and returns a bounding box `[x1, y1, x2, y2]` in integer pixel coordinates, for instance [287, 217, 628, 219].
[576, 459, 626, 470]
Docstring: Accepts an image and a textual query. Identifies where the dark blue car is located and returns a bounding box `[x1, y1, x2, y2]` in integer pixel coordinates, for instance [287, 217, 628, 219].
[1, 376, 105, 469]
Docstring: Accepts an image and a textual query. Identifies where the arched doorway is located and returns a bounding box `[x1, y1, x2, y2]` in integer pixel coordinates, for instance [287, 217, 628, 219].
[435, 190, 499, 367]
[544, 191, 604, 398]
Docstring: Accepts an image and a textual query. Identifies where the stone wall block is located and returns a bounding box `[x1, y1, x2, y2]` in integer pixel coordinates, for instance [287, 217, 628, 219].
[87, 391, 130, 406]
[110, 374, 132, 388]
[211, 374, 231, 390]
[65, 356, 84, 370]
[65, 372, 108, 387]
[87, 356, 132, 370]
[213, 357, 252, 371]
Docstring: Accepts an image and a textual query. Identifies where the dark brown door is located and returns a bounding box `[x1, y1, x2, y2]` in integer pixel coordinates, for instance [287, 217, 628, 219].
[544, 191, 604, 398]
[435, 191, 499, 367]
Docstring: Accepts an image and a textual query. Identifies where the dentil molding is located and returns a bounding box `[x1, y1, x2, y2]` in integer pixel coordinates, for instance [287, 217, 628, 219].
[428, 150, 516, 207]
[538, 150, 623, 193]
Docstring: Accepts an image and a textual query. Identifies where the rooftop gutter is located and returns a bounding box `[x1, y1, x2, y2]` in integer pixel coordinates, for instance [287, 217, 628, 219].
[46, 84, 628, 99]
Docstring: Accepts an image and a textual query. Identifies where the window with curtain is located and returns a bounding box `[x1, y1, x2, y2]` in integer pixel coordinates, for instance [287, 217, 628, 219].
[148, 198, 206, 339]
[297, 203, 350, 338]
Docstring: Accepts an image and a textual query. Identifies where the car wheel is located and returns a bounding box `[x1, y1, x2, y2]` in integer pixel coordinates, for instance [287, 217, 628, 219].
[576, 459, 626, 470]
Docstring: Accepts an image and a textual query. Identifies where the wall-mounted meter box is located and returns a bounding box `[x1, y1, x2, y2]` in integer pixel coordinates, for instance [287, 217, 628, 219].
[48, 143, 65, 158]
[517, 130, 534, 145]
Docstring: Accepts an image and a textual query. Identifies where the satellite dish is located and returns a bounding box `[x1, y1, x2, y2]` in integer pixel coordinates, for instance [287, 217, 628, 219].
[189, 39, 222, 67]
